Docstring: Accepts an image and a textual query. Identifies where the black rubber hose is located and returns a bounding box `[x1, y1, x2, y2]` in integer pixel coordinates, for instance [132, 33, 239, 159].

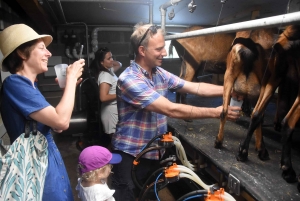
[138, 167, 166, 198]
[139, 179, 168, 201]
[141, 134, 165, 151]
[135, 146, 164, 162]
[176, 190, 208, 201]
[132, 146, 165, 189]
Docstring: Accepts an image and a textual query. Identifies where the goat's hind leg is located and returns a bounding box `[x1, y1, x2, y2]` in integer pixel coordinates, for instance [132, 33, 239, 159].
[236, 78, 269, 161]
[250, 84, 277, 161]
[215, 76, 233, 148]
[215, 52, 238, 148]
[236, 116, 264, 161]
[216, 42, 251, 148]
[238, 108, 271, 161]
[251, 65, 281, 161]
[281, 97, 300, 183]
[253, 120, 270, 160]
[281, 126, 297, 183]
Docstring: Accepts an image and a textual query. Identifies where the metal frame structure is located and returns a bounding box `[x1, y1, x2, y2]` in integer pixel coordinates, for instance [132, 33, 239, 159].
[165, 11, 300, 40]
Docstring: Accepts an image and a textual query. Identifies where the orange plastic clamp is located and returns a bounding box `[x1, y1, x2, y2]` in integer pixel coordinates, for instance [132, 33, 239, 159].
[161, 132, 174, 142]
[205, 188, 225, 201]
[165, 163, 180, 178]
[133, 160, 139, 166]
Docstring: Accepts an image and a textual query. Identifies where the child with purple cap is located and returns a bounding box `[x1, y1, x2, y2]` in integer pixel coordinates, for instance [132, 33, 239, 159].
[76, 146, 122, 201]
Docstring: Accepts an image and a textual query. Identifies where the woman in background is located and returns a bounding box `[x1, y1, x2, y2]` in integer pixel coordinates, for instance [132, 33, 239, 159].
[89, 47, 121, 145]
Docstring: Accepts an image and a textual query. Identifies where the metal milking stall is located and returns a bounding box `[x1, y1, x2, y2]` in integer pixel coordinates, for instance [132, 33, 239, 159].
[152, 1, 300, 201]
[164, 11, 300, 40]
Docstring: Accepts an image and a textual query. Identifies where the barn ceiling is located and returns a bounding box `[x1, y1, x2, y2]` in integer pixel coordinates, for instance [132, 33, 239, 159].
[3, 0, 298, 35]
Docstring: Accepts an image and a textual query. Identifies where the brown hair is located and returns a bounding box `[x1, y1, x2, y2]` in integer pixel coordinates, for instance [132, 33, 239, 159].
[89, 47, 111, 78]
[3, 39, 38, 74]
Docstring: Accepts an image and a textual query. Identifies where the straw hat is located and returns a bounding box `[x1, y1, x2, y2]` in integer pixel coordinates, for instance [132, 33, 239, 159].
[0, 24, 53, 72]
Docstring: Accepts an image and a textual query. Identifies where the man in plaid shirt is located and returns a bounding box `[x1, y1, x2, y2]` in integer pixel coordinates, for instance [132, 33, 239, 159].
[111, 23, 241, 201]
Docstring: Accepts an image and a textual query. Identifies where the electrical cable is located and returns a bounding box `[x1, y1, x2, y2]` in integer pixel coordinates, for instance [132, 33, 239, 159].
[154, 172, 163, 201]
[183, 194, 203, 201]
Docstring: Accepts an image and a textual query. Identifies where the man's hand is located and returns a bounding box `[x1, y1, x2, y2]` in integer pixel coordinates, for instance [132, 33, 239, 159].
[227, 105, 242, 121]
[216, 105, 241, 121]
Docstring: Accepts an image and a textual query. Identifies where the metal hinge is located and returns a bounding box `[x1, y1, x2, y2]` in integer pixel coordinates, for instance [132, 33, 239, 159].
[228, 173, 240, 195]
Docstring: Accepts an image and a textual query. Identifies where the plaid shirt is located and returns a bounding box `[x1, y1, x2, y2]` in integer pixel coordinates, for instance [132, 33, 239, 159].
[111, 61, 185, 160]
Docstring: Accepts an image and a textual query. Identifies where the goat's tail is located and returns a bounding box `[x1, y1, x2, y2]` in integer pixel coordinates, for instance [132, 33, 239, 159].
[231, 37, 259, 75]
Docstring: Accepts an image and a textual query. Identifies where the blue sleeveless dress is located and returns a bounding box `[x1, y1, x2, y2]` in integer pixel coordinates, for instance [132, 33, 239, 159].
[1, 75, 74, 201]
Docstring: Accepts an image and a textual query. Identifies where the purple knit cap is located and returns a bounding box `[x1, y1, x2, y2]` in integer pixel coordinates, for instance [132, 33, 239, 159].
[78, 146, 122, 174]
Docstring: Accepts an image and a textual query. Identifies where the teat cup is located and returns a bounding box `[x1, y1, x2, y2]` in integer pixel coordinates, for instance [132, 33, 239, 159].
[230, 97, 243, 113]
[54, 64, 68, 88]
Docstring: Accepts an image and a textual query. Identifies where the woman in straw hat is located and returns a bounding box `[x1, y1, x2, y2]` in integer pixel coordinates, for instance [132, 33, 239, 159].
[0, 24, 85, 200]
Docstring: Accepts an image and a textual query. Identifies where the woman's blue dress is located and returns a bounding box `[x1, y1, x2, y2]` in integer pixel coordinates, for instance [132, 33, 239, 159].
[1, 75, 74, 201]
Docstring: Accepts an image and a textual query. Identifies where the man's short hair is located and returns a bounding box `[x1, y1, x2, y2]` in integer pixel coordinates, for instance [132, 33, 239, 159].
[130, 22, 165, 55]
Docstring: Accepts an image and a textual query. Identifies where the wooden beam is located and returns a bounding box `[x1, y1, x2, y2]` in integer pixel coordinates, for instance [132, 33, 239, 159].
[15, 0, 54, 35]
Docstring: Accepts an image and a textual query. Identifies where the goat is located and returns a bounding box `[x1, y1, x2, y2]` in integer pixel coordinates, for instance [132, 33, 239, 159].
[215, 28, 279, 162]
[272, 25, 300, 191]
[169, 26, 235, 104]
